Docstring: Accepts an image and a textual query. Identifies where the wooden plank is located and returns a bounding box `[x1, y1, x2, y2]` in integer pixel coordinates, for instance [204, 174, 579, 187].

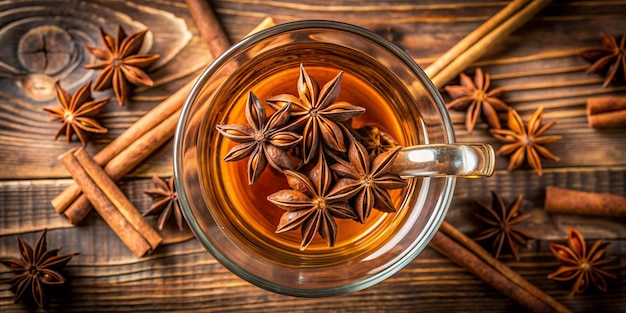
[1, 0, 626, 312]
[1, 167, 625, 311]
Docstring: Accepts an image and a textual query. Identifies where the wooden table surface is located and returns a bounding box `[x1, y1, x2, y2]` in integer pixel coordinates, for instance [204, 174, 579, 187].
[1, 0, 625, 312]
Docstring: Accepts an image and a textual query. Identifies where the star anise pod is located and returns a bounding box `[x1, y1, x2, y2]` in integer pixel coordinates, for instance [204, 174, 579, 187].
[84, 25, 160, 106]
[0, 229, 77, 307]
[444, 68, 510, 133]
[267, 154, 358, 251]
[580, 32, 626, 88]
[490, 107, 562, 176]
[143, 176, 183, 231]
[330, 139, 406, 223]
[217, 91, 302, 184]
[43, 80, 109, 146]
[354, 124, 399, 156]
[548, 227, 616, 295]
[473, 191, 534, 261]
[266, 64, 365, 164]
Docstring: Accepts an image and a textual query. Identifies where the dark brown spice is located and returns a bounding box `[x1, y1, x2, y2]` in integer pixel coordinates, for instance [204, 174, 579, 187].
[216, 91, 302, 184]
[354, 124, 399, 156]
[474, 191, 534, 261]
[490, 107, 561, 176]
[266, 64, 365, 164]
[268, 154, 358, 251]
[548, 227, 616, 295]
[444, 68, 509, 133]
[143, 176, 184, 231]
[43, 80, 109, 146]
[330, 140, 406, 223]
[580, 32, 626, 88]
[0, 229, 77, 308]
[84, 25, 160, 106]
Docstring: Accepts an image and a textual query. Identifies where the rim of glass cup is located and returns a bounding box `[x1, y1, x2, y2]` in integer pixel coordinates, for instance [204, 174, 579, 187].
[174, 20, 456, 297]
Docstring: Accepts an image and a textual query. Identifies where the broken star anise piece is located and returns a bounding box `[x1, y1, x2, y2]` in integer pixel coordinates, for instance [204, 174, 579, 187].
[266, 64, 365, 164]
[331, 139, 406, 223]
[84, 25, 160, 106]
[267, 154, 358, 251]
[444, 68, 510, 133]
[0, 229, 77, 308]
[143, 176, 183, 231]
[490, 107, 562, 176]
[43, 80, 109, 146]
[217, 91, 302, 184]
[474, 191, 534, 261]
[354, 124, 399, 156]
[548, 227, 616, 295]
[580, 32, 626, 88]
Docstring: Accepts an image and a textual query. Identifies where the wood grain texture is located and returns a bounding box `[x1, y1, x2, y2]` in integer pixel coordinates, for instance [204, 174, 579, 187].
[1, 0, 626, 312]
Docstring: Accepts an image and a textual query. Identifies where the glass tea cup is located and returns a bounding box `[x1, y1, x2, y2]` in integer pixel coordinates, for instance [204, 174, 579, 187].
[174, 20, 494, 297]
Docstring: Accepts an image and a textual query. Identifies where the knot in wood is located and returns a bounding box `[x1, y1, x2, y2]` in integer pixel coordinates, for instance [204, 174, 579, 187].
[18, 25, 74, 75]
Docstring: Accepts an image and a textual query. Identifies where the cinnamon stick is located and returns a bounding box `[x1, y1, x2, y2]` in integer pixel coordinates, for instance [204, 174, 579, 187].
[430, 232, 554, 313]
[59, 149, 161, 258]
[424, 0, 531, 79]
[184, 0, 231, 59]
[54, 18, 277, 224]
[438, 222, 571, 313]
[586, 96, 626, 128]
[63, 112, 181, 224]
[73, 148, 162, 250]
[427, 0, 551, 88]
[545, 186, 626, 218]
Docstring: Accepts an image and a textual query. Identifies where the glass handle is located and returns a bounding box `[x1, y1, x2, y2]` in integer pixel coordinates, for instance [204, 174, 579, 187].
[389, 144, 495, 178]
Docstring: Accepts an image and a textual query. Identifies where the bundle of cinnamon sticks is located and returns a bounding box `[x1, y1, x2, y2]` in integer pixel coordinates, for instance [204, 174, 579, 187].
[587, 96, 626, 128]
[424, 0, 551, 88]
[60, 148, 162, 257]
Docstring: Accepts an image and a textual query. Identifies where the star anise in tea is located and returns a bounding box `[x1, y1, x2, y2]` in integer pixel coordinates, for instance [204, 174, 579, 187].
[474, 191, 534, 261]
[266, 64, 365, 164]
[580, 32, 626, 88]
[268, 154, 358, 250]
[354, 124, 399, 156]
[0, 229, 77, 307]
[43, 80, 109, 146]
[216, 64, 407, 251]
[217, 91, 302, 184]
[444, 68, 510, 133]
[331, 140, 406, 223]
[84, 25, 160, 106]
[143, 176, 183, 231]
[548, 227, 616, 295]
[490, 107, 562, 176]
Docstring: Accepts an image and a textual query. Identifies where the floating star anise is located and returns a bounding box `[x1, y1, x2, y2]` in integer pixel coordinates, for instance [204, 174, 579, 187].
[143, 176, 183, 231]
[490, 107, 562, 176]
[267, 154, 358, 250]
[217, 91, 302, 184]
[0, 229, 77, 307]
[331, 140, 406, 223]
[354, 124, 399, 156]
[580, 32, 626, 88]
[84, 25, 160, 106]
[267, 64, 365, 164]
[43, 80, 109, 146]
[548, 227, 616, 295]
[474, 191, 534, 261]
[444, 68, 510, 133]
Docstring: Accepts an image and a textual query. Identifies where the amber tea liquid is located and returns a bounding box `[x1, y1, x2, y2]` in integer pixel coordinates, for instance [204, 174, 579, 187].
[200, 43, 423, 264]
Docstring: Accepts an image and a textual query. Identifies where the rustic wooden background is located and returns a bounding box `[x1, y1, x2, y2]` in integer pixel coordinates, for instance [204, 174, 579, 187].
[1, 0, 625, 312]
